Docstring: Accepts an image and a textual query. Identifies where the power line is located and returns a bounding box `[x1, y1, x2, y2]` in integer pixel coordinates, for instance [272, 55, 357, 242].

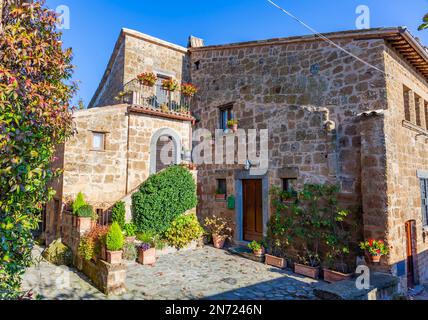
[266, 0, 396, 81]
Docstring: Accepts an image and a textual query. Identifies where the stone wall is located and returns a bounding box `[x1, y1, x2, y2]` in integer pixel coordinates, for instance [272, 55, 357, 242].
[190, 38, 388, 246]
[90, 29, 189, 108]
[383, 44, 428, 288]
[46, 104, 192, 238]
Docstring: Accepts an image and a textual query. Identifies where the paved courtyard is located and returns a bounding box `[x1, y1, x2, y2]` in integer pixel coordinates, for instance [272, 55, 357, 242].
[23, 245, 323, 300]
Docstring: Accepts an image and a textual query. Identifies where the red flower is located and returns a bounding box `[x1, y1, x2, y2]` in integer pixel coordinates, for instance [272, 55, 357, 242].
[369, 239, 374, 247]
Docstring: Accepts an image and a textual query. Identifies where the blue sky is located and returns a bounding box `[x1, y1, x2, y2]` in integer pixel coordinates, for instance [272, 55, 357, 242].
[45, 0, 428, 106]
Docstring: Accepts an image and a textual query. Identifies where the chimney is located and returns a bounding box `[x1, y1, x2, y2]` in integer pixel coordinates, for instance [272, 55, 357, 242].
[188, 35, 205, 48]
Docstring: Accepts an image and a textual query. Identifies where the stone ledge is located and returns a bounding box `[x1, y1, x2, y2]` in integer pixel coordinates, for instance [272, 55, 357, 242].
[314, 272, 399, 300]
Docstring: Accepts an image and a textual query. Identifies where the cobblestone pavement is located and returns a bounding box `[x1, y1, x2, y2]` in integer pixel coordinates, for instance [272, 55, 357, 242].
[22, 246, 323, 300]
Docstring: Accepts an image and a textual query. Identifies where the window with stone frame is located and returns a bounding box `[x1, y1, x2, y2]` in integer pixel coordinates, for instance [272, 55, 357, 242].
[421, 179, 428, 227]
[403, 86, 411, 122]
[92, 132, 106, 151]
[219, 105, 233, 130]
[216, 179, 227, 196]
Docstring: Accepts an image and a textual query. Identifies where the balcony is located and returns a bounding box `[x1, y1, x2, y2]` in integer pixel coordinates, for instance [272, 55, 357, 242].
[116, 79, 192, 115]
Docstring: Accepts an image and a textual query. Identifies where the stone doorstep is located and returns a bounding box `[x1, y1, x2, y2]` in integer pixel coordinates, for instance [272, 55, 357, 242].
[313, 272, 399, 300]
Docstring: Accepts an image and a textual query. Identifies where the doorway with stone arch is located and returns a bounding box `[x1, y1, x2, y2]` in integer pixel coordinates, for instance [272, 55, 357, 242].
[150, 128, 182, 175]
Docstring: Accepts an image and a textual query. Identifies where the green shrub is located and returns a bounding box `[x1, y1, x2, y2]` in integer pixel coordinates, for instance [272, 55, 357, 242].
[111, 201, 126, 228]
[136, 230, 159, 246]
[72, 192, 87, 215]
[78, 236, 94, 261]
[77, 204, 94, 218]
[164, 214, 204, 249]
[132, 165, 197, 234]
[124, 223, 136, 237]
[106, 222, 124, 251]
[42, 240, 72, 266]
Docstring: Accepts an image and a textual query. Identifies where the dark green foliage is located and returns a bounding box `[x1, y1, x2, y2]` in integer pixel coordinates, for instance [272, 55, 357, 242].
[72, 192, 86, 215]
[106, 222, 124, 251]
[111, 201, 126, 228]
[132, 165, 197, 234]
[77, 205, 94, 218]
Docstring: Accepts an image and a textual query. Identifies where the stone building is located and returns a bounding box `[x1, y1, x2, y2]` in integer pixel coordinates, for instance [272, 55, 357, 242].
[46, 26, 428, 292]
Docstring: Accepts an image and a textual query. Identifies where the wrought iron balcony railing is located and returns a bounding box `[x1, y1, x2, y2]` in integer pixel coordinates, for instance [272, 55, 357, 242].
[116, 79, 192, 114]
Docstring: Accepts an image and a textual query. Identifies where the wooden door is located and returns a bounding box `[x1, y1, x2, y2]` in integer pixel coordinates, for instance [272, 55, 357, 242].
[243, 179, 263, 242]
[405, 220, 416, 289]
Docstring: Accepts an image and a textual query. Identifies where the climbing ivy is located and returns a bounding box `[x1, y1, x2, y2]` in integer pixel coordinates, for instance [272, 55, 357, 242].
[0, 0, 75, 299]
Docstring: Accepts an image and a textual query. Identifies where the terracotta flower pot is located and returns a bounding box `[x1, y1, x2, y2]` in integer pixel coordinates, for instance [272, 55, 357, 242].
[253, 247, 266, 257]
[126, 236, 136, 243]
[294, 263, 320, 279]
[323, 268, 354, 283]
[106, 250, 123, 265]
[370, 254, 381, 263]
[77, 217, 92, 232]
[233, 124, 238, 133]
[212, 234, 226, 249]
[265, 254, 286, 269]
[138, 248, 156, 265]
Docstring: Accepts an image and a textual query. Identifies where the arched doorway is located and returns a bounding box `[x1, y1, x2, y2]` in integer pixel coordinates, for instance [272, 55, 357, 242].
[150, 128, 182, 175]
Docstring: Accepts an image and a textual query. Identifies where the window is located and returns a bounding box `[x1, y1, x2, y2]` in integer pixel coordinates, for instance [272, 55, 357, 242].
[219, 106, 233, 130]
[282, 178, 297, 193]
[425, 101, 428, 130]
[156, 74, 171, 107]
[216, 179, 227, 195]
[92, 132, 105, 151]
[415, 94, 422, 126]
[403, 86, 411, 122]
[421, 179, 428, 227]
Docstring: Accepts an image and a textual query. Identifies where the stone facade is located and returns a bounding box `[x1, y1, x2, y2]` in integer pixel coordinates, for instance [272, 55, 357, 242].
[45, 26, 428, 292]
[89, 29, 189, 108]
[189, 28, 428, 290]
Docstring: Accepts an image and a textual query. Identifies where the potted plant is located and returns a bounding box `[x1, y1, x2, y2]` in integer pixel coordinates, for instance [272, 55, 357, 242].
[227, 119, 239, 133]
[181, 83, 198, 97]
[161, 78, 179, 92]
[215, 189, 226, 201]
[137, 243, 156, 265]
[204, 215, 233, 249]
[137, 72, 157, 87]
[248, 240, 266, 257]
[294, 251, 321, 279]
[105, 222, 124, 265]
[76, 204, 96, 231]
[359, 239, 389, 263]
[124, 223, 137, 243]
[323, 209, 354, 282]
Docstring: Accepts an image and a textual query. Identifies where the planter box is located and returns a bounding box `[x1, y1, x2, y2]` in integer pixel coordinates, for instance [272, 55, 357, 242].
[106, 250, 123, 265]
[265, 254, 287, 269]
[215, 194, 226, 201]
[323, 268, 354, 283]
[294, 263, 320, 279]
[138, 248, 156, 265]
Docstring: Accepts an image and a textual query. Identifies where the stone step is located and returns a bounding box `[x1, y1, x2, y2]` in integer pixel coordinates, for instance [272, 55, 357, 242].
[314, 272, 399, 300]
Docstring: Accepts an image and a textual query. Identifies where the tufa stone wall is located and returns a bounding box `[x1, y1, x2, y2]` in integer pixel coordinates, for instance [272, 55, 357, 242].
[190, 38, 388, 244]
[383, 43, 428, 288]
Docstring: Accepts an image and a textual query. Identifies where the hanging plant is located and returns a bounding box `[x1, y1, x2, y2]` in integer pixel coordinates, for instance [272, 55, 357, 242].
[181, 83, 198, 97]
[137, 72, 157, 87]
[162, 78, 179, 92]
